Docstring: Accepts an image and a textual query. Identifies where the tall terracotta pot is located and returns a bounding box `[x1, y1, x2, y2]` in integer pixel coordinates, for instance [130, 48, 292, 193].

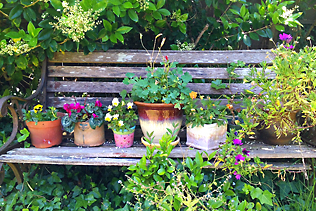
[134, 102, 183, 144]
[74, 122, 105, 146]
[26, 119, 63, 148]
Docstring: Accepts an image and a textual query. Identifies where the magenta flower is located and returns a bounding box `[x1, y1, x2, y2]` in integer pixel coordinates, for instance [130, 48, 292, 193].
[92, 113, 98, 118]
[279, 33, 292, 43]
[74, 103, 84, 113]
[63, 103, 75, 115]
[235, 154, 245, 165]
[285, 45, 294, 49]
[233, 139, 243, 145]
[242, 148, 250, 156]
[95, 99, 102, 107]
[234, 171, 241, 180]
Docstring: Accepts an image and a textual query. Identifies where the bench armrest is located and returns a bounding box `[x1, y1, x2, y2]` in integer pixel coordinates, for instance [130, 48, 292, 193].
[0, 58, 48, 154]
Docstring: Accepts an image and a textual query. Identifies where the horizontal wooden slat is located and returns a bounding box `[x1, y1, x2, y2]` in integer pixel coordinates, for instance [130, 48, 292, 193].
[5, 143, 316, 159]
[48, 66, 275, 80]
[49, 50, 274, 65]
[47, 81, 262, 95]
[47, 97, 243, 109]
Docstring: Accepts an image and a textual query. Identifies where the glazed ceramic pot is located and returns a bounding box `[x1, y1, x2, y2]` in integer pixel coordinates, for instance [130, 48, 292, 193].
[113, 126, 135, 148]
[186, 123, 227, 150]
[134, 101, 183, 144]
[74, 122, 105, 146]
[26, 118, 63, 148]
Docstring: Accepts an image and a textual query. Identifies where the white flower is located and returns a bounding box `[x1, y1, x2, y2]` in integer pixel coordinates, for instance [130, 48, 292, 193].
[113, 114, 119, 120]
[118, 121, 124, 126]
[107, 105, 112, 111]
[112, 98, 119, 106]
[127, 102, 133, 109]
[105, 113, 112, 121]
[62, 1, 69, 7]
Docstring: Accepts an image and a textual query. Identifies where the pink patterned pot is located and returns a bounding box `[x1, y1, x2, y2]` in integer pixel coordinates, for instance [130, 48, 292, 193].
[113, 127, 135, 148]
[134, 102, 183, 144]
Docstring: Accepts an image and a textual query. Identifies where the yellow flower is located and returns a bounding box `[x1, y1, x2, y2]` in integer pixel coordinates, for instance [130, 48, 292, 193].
[33, 104, 43, 113]
[210, 115, 213, 119]
[191, 108, 195, 112]
[189, 91, 197, 99]
[200, 95, 204, 100]
[200, 107, 203, 111]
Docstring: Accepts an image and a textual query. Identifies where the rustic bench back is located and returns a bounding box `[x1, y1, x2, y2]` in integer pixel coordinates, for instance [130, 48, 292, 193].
[46, 49, 273, 141]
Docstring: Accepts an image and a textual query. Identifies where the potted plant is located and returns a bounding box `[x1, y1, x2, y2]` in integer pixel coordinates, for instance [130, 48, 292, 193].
[123, 34, 193, 144]
[105, 91, 138, 148]
[61, 98, 106, 146]
[243, 33, 316, 145]
[22, 105, 63, 148]
[182, 91, 227, 150]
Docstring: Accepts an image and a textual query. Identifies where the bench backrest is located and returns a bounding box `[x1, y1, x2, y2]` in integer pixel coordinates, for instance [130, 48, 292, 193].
[45, 49, 273, 140]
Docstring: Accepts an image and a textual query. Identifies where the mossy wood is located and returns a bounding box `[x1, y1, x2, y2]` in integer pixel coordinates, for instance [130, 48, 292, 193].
[0, 49, 313, 176]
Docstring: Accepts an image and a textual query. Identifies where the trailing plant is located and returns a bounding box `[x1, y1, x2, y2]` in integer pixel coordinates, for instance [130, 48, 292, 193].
[61, 98, 106, 132]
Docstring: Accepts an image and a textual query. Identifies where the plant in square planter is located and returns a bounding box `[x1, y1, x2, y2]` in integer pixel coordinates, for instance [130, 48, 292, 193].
[61, 98, 106, 147]
[182, 91, 228, 150]
[23, 105, 63, 148]
[123, 34, 192, 144]
[105, 91, 138, 148]
[242, 33, 316, 145]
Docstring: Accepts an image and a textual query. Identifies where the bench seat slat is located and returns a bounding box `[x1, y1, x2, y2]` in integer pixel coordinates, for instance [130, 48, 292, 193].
[49, 50, 273, 65]
[47, 81, 262, 95]
[48, 66, 275, 80]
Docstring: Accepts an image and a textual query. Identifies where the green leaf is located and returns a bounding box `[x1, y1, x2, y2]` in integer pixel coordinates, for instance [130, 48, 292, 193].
[186, 157, 194, 170]
[88, 42, 96, 52]
[265, 28, 273, 38]
[24, 7, 37, 21]
[112, 6, 120, 17]
[249, 32, 259, 41]
[38, 29, 53, 41]
[250, 187, 263, 199]
[259, 190, 273, 206]
[107, 10, 116, 22]
[275, 25, 285, 32]
[157, 0, 165, 9]
[211, 79, 226, 90]
[122, 2, 133, 8]
[50, 0, 63, 10]
[0, 3, 3, 9]
[15, 56, 28, 70]
[256, 30, 267, 38]
[110, 33, 117, 43]
[157, 168, 165, 175]
[155, 20, 166, 28]
[103, 20, 112, 32]
[5, 31, 22, 39]
[109, 0, 121, 6]
[230, 9, 239, 15]
[243, 34, 251, 46]
[17, 128, 29, 142]
[128, 10, 138, 22]
[240, 5, 246, 17]
[9, 5, 23, 20]
[158, 8, 170, 16]
[153, 11, 162, 20]
[272, 12, 279, 24]
[117, 26, 132, 34]
[38, 20, 53, 29]
[27, 22, 35, 37]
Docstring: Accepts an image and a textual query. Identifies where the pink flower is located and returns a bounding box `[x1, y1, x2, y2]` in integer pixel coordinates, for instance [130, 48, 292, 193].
[233, 139, 243, 145]
[242, 148, 250, 156]
[95, 99, 102, 107]
[92, 113, 98, 118]
[279, 33, 292, 43]
[285, 45, 294, 49]
[234, 171, 241, 180]
[74, 103, 84, 113]
[63, 103, 75, 115]
[235, 154, 245, 165]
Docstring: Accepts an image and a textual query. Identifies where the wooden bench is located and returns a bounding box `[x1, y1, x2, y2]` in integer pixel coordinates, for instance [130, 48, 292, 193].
[1, 49, 315, 183]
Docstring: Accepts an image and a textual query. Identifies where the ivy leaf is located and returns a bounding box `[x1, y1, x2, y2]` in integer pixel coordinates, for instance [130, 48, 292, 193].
[75, 195, 89, 209]
[258, 190, 273, 206]
[211, 79, 226, 90]
[17, 128, 29, 142]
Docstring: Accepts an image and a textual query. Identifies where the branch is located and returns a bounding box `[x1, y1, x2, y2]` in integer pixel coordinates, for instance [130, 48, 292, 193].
[0, 10, 9, 19]
[23, 0, 40, 8]
[194, 24, 209, 48]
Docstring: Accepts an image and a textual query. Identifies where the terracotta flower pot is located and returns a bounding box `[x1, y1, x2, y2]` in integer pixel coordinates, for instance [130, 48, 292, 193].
[74, 122, 105, 146]
[26, 118, 63, 148]
[186, 123, 227, 150]
[112, 126, 135, 148]
[134, 101, 183, 144]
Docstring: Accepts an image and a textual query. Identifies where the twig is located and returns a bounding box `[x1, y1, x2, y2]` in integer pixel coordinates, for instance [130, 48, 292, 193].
[23, 0, 40, 8]
[0, 10, 9, 19]
[194, 24, 209, 48]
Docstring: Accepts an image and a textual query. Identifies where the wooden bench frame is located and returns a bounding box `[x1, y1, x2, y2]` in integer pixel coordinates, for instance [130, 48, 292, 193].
[0, 49, 315, 183]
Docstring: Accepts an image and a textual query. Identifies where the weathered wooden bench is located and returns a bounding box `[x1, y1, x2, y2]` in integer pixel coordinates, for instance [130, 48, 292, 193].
[1, 49, 315, 183]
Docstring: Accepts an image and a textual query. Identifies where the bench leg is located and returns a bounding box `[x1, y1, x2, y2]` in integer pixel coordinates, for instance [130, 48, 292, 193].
[0, 162, 23, 185]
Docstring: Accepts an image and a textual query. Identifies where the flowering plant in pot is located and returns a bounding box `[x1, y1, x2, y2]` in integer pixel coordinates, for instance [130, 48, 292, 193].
[61, 98, 106, 146]
[105, 91, 138, 148]
[123, 34, 193, 144]
[182, 91, 227, 150]
[243, 33, 316, 144]
[22, 105, 63, 148]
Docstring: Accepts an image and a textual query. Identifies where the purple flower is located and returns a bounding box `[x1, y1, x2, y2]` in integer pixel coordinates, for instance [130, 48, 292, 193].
[279, 33, 292, 43]
[92, 113, 98, 118]
[285, 45, 294, 49]
[235, 154, 245, 165]
[242, 148, 250, 156]
[233, 139, 243, 146]
[234, 131, 238, 136]
[234, 171, 241, 180]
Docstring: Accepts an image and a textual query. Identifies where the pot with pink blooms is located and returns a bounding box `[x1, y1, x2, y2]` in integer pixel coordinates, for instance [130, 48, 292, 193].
[61, 98, 106, 146]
